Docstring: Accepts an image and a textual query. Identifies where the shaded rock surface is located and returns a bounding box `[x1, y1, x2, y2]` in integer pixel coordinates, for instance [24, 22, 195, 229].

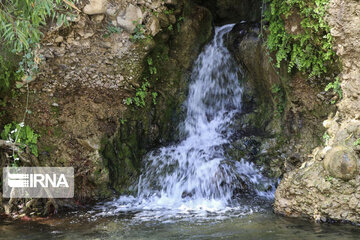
[225, 22, 332, 179]
[195, 0, 262, 25]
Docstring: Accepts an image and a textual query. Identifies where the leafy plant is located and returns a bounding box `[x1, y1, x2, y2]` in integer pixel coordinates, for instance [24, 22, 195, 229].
[325, 77, 342, 104]
[263, 0, 336, 77]
[152, 92, 158, 105]
[177, 16, 184, 32]
[323, 132, 330, 145]
[130, 20, 152, 42]
[354, 138, 360, 146]
[325, 175, 333, 182]
[168, 24, 173, 31]
[125, 80, 151, 107]
[147, 57, 157, 75]
[0, 56, 23, 97]
[1, 122, 39, 161]
[103, 24, 123, 38]
[164, 9, 174, 15]
[152, 10, 159, 17]
[0, 0, 79, 83]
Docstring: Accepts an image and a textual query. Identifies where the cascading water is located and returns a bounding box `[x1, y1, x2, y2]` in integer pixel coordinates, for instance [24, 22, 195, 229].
[96, 24, 274, 221]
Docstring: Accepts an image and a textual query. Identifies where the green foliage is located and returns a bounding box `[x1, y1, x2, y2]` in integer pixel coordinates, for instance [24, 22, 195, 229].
[163, 9, 174, 15]
[103, 24, 123, 38]
[1, 122, 39, 159]
[271, 84, 285, 114]
[168, 24, 174, 31]
[152, 92, 158, 105]
[354, 138, 360, 146]
[177, 16, 184, 33]
[130, 20, 152, 42]
[0, 56, 22, 97]
[323, 132, 330, 145]
[151, 10, 159, 17]
[147, 57, 157, 75]
[325, 77, 342, 104]
[0, 0, 78, 90]
[0, 0, 78, 53]
[125, 80, 152, 107]
[325, 175, 333, 182]
[264, 0, 336, 77]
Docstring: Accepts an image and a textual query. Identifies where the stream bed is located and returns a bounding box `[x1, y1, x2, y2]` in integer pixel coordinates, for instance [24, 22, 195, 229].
[1, 208, 360, 239]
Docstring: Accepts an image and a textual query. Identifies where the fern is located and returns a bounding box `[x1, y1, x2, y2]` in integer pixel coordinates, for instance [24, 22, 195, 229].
[264, 0, 336, 77]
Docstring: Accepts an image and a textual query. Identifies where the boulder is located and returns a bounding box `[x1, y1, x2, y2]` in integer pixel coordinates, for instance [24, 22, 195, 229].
[116, 4, 144, 33]
[83, 0, 107, 15]
[147, 16, 161, 36]
[323, 145, 358, 180]
[157, 13, 170, 28]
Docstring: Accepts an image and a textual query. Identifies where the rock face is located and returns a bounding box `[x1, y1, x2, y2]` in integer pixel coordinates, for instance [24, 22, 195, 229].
[274, 0, 360, 224]
[0, 0, 212, 216]
[275, 156, 360, 223]
[101, 1, 213, 193]
[195, 0, 262, 24]
[225, 22, 331, 179]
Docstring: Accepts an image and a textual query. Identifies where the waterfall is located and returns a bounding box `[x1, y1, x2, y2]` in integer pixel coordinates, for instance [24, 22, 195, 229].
[96, 24, 274, 220]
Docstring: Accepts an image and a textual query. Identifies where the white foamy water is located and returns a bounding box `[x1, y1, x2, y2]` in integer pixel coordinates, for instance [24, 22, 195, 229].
[95, 24, 274, 221]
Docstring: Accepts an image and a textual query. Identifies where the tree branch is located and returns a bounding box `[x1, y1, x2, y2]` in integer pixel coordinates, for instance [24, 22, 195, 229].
[0, 140, 20, 152]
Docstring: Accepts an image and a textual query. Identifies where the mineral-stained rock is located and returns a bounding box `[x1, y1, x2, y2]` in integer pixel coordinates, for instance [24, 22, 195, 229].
[323, 145, 358, 180]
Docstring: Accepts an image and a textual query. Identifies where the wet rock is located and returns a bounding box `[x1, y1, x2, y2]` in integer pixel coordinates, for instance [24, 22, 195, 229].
[323, 145, 358, 180]
[116, 4, 144, 33]
[102, 3, 213, 194]
[168, 15, 176, 24]
[195, 0, 262, 24]
[157, 13, 170, 28]
[83, 0, 108, 15]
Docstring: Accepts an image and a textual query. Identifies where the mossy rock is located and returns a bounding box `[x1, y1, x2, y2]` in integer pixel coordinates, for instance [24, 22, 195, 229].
[101, 1, 213, 194]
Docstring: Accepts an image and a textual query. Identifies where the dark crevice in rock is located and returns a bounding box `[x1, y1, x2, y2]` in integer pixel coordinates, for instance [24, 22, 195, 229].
[194, 0, 262, 25]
